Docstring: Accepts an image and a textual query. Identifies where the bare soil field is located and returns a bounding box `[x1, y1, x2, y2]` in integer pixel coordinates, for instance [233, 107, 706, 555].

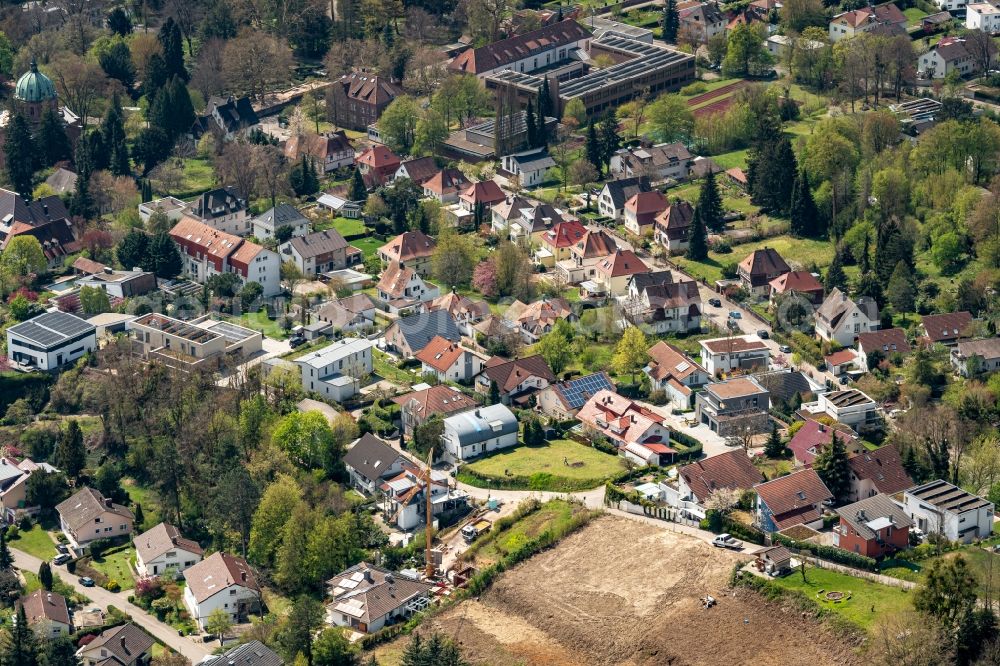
[376, 516, 861, 666]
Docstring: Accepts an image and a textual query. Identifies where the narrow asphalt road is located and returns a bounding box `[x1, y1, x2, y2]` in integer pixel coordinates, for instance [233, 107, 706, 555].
[12, 548, 211, 664]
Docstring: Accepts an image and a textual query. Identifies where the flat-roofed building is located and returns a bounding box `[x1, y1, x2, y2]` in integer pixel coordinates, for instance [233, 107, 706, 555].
[295, 337, 374, 402]
[6, 311, 96, 370]
[128, 314, 261, 369]
[904, 479, 993, 543]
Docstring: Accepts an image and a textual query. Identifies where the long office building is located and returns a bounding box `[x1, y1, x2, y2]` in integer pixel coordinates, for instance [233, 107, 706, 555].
[485, 33, 695, 119]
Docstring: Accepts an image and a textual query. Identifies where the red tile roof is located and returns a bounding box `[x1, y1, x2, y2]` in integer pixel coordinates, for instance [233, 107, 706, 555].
[857, 328, 911, 356]
[678, 449, 764, 503]
[392, 384, 478, 419]
[479, 354, 555, 393]
[769, 270, 823, 295]
[739, 247, 790, 277]
[448, 19, 591, 74]
[542, 219, 587, 249]
[846, 445, 913, 495]
[787, 420, 857, 466]
[595, 249, 649, 278]
[755, 468, 832, 519]
[625, 190, 669, 216]
[415, 336, 468, 373]
[824, 348, 857, 368]
[460, 180, 506, 206]
[379, 230, 437, 263]
[358, 145, 400, 169]
[922, 311, 973, 343]
[646, 341, 705, 383]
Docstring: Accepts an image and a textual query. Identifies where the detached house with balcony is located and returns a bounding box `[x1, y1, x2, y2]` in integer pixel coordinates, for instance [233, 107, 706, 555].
[441, 404, 519, 463]
[815, 288, 878, 347]
[654, 200, 694, 254]
[295, 337, 374, 402]
[134, 522, 204, 578]
[919, 37, 980, 79]
[280, 228, 362, 277]
[699, 334, 770, 376]
[799, 388, 881, 433]
[378, 230, 437, 277]
[475, 354, 555, 405]
[951, 337, 1000, 377]
[284, 130, 355, 173]
[376, 263, 440, 314]
[184, 187, 249, 236]
[415, 336, 488, 383]
[592, 249, 649, 299]
[383, 310, 463, 358]
[538, 371, 616, 419]
[620, 270, 701, 334]
[325, 563, 434, 634]
[623, 190, 669, 236]
[56, 487, 134, 548]
[555, 228, 619, 285]
[597, 177, 650, 221]
[738, 247, 790, 296]
[857, 328, 911, 371]
[536, 219, 587, 267]
[755, 468, 833, 532]
[343, 434, 407, 495]
[846, 445, 913, 503]
[645, 341, 709, 410]
[577, 390, 675, 464]
[922, 311, 973, 346]
[610, 142, 694, 182]
[357, 145, 401, 187]
[666, 449, 764, 519]
[834, 494, 912, 558]
[394, 384, 478, 438]
[694, 376, 770, 436]
[904, 479, 994, 543]
[504, 297, 576, 343]
[183, 552, 261, 629]
[251, 203, 310, 241]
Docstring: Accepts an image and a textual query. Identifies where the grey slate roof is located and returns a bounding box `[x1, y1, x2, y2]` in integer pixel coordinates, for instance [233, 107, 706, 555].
[343, 434, 404, 483]
[285, 229, 349, 258]
[392, 310, 462, 353]
[204, 640, 284, 666]
[836, 493, 912, 541]
[255, 203, 308, 231]
[602, 176, 650, 209]
[753, 369, 814, 402]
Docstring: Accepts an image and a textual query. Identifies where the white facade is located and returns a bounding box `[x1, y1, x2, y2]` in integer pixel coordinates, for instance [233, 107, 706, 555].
[932, 0, 966, 12]
[501, 151, 553, 188]
[6, 313, 96, 371]
[699, 335, 770, 376]
[183, 581, 257, 630]
[903, 481, 994, 543]
[919, 45, 976, 79]
[967, 2, 1000, 32]
[135, 546, 202, 578]
[296, 337, 374, 402]
[440, 404, 518, 463]
[466, 38, 589, 78]
[799, 389, 879, 432]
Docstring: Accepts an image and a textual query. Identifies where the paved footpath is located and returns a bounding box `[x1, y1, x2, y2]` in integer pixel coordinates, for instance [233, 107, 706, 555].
[12, 548, 211, 664]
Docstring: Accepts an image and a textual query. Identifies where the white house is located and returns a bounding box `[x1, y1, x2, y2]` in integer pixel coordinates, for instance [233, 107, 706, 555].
[251, 203, 311, 240]
[644, 341, 709, 410]
[447, 18, 591, 78]
[18, 590, 71, 638]
[377, 263, 440, 313]
[918, 39, 978, 79]
[967, 2, 1000, 32]
[342, 434, 407, 495]
[815, 288, 878, 347]
[699, 334, 770, 376]
[415, 335, 488, 383]
[170, 218, 282, 297]
[325, 563, 434, 633]
[903, 479, 994, 543]
[799, 389, 881, 433]
[183, 552, 260, 629]
[138, 196, 186, 224]
[440, 404, 519, 464]
[134, 523, 204, 578]
[295, 337, 374, 402]
[609, 143, 693, 182]
[6, 311, 96, 371]
[500, 148, 555, 188]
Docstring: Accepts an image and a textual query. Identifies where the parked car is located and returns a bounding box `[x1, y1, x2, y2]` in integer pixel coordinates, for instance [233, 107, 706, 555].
[728, 311, 742, 320]
[779, 345, 792, 354]
[288, 336, 306, 348]
[79, 577, 95, 587]
[56, 544, 69, 555]
[839, 375, 850, 385]
[712, 534, 744, 550]
[708, 298, 722, 308]
[52, 554, 71, 566]
[757, 330, 769, 339]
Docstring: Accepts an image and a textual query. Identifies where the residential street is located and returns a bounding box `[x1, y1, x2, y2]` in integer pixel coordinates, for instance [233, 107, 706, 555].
[11, 548, 211, 664]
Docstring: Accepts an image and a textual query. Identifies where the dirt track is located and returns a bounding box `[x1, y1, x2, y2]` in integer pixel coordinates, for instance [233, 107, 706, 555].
[379, 517, 861, 666]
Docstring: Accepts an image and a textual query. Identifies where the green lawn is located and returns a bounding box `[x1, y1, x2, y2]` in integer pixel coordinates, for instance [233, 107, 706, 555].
[352, 237, 383, 261]
[174, 158, 216, 198]
[903, 7, 928, 25]
[770, 566, 913, 630]
[123, 479, 161, 530]
[462, 439, 625, 491]
[10, 525, 56, 560]
[373, 349, 417, 386]
[315, 216, 367, 237]
[90, 547, 136, 590]
[221, 309, 291, 340]
[674, 234, 836, 283]
[711, 149, 749, 170]
[466, 499, 590, 567]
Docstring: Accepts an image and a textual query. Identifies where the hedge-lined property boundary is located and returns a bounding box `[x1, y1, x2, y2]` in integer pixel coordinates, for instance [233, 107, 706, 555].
[772, 533, 878, 571]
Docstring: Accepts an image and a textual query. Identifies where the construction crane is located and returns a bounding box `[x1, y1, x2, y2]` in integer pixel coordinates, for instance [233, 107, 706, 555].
[388, 446, 444, 580]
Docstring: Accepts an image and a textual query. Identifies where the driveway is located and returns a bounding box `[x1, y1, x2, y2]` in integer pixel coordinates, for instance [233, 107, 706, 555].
[12, 548, 211, 663]
[217, 336, 293, 387]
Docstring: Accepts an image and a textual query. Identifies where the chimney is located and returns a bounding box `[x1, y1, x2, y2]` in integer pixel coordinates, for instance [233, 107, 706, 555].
[475, 409, 481, 417]
[241, 572, 247, 582]
[104, 498, 114, 508]
[42, 204, 48, 215]
[120, 635, 129, 655]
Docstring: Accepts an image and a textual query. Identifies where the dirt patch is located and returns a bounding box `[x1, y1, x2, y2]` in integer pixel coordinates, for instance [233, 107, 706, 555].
[377, 516, 860, 666]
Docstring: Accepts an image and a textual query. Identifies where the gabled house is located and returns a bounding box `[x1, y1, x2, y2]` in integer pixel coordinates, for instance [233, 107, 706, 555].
[755, 468, 833, 532]
[644, 341, 709, 409]
[699, 334, 770, 376]
[654, 200, 694, 254]
[491, 195, 534, 237]
[815, 288, 878, 347]
[694, 376, 770, 436]
[538, 371, 616, 419]
[459, 180, 507, 214]
[422, 169, 471, 203]
[378, 230, 437, 277]
[919, 37, 979, 79]
[447, 18, 591, 77]
[394, 156, 440, 185]
[824, 348, 858, 376]
[325, 563, 434, 634]
[474, 354, 556, 405]
[903, 480, 993, 543]
[597, 177, 650, 221]
[668, 449, 764, 518]
[829, 3, 906, 41]
[56, 487, 134, 548]
[922, 311, 973, 346]
[678, 1, 727, 43]
[0, 457, 58, 522]
[738, 247, 790, 295]
[184, 186, 249, 236]
[768, 270, 824, 306]
[342, 433, 407, 495]
[134, 522, 204, 578]
[330, 73, 403, 131]
[315, 294, 378, 334]
[536, 219, 587, 266]
[623, 190, 669, 236]
[376, 262, 440, 313]
[426, 291, 491, 337]
[619, 270, 701, 334]
[857, 328, 911, 371]
[183, 552, 261, 629]
[252, 202, 310, 240]
[592, 249, 649, 298]
[383, 310, 462, 358]
[846, 445, 913, 503]
[576, 389, 673, 460]
[504, 297, 577, 343]
[787, 420, 860, 467]
[609, 142, 694, 182]
[170, 218, 281, 297]
[284, 131, 355, 172]
[18, 589, 71, 637]
[951, 337, 1000, 377]
[441, 403, 519, 463]
[834, 494, 912, 558]
[500, 148, 555, 188]
[202, 641, 283, 666]
[76, 623, 154, 666]
[415, 335, 488, 383]
[799, 388, 881, 433]
[202, 96, 260, 139]
[357, 145, 401, 187]
[393, 384, 478, 437]
[280, 228, 362, 277]
[555, 228, 619, 285]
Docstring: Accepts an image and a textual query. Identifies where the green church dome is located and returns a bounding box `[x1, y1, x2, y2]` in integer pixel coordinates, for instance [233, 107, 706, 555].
[14, 59, 56, 103]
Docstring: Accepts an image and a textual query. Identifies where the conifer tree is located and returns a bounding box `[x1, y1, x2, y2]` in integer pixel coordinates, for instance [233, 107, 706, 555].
[859, 231, 871, 274]
[813, 430, 851, 504]
[538, 76, 553, 119]
[887, 260, 916, 322]
[855, 270, 884, 307]
[686, 206, 708, 260]
[38, 561, 52, 591]
[69, 139, 95, 219]
[3, 605, 39, 666]
[349, 167, 367, 201]
[158, 17, 187, 82]
[789, 167, 818, 237]
[37, 107, 72, 167]
[0, 529, 12, 570]
[598, 114, 621, 172]
[525, 98, 538, 149]
[4, 112, 35, 198]
[697, 170, 724, 232]
[149, 231, 182, 278]
[586, 119, 601, 176]
[749, 138, 796, 215]
[102, 94, 131, 177]
[662, 0, 680, 42]
[54, 420, 86, 479]
[764, 429, 785, 458]
[824, 245, 847, 292]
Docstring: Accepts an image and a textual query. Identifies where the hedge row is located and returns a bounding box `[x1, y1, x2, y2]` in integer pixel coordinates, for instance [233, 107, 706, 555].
[772, 533, 878, 571]
[456, 467, 611, 493]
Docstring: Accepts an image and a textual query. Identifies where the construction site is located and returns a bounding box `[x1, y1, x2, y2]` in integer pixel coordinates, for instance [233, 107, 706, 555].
[376, 516, 861, 665]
